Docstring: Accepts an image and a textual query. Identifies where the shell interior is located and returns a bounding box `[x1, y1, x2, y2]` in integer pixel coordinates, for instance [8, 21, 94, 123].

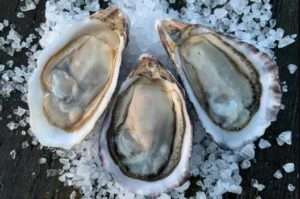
[179, 32, 261, 131]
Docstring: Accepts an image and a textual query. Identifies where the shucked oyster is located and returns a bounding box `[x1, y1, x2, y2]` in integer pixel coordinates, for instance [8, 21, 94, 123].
[28, 7, 128, 149]
[157, 19, 282, 149]
[100, 55, 192, 195]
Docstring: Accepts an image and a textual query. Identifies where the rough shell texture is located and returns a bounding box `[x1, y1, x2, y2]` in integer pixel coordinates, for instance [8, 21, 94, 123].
[28, 7, 128, 149]
[99, 54, 192, 195]
[157, 19, 282, 149]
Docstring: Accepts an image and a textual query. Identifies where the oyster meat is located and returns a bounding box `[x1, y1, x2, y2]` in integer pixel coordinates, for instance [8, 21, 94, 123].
[100, 55, 192, 195]
[157, 19, 281, 149]
[28, 7, 128, 149]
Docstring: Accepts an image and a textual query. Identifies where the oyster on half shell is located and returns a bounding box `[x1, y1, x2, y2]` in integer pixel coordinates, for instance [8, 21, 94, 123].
[28, 7, 128, 149]
[100, 55, 192, 195]
[157, 19, 282, 149]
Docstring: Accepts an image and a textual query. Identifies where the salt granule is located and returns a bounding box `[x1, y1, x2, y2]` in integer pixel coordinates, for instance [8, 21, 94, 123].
[258, 138, 271, 149]
[240, 160, 251, 170]
[276, 130, 292, 146]
[20, 0, 37, 12]
[287, 64, 298, 74]
[7, 121, 19, 130]
[39, 157, 47, 164]
[287, 184, 295, 192]
[10, 149, 16, 160]
[273, 170, 283, 179]
[278, 36, 296, 48]
[251, 179, 266, 192]
[69, 191, 77, 199]
[282, 163, 295, 173]
[21, 140, 30, 149]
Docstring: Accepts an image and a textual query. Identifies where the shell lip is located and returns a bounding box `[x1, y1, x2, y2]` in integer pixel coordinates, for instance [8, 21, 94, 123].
[91, 6, 129, 47]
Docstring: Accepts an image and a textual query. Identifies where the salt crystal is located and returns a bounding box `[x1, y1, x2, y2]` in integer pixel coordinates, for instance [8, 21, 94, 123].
[282, 163, 295, 173]
[0, 64, 5, 72]
[31, 139, 38, 146]
[278, 36, 295, 48]
[10, 149, 16, 160]
[0, 23, 4, 31]
[258, 138, 271, 149]
[39, 157, 47, 164]
[287, 64, 298, 74]
[70, 191, 77, 199]
[239, 143, 255, 160]
[13, 106, 27, 117]
[7, 121, 18, 130]
[17, 12, 25, 18]
[276, 130, 292, 146]
[21, 130, 27, 136]
[196, 192, 207, 199]
[3, 20, 9, 27]
[214, 8, 228, 19]
[21, 141, 30, 149]
[20, 0, 37, 12]
[251, 179, 265, 191]
[273, 170, 283, 179]
[175, 181, 190, 192]
[282, 84, 288, 93]
[240, 160, 251, 169]
[287, 184, 295, 192]
[47, 169, 59, 177]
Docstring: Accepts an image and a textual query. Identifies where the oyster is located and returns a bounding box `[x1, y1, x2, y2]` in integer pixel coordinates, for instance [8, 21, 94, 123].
[28, 7, 128, 149]
[100, 55, 192, 195]
[157, 19, 281, 149]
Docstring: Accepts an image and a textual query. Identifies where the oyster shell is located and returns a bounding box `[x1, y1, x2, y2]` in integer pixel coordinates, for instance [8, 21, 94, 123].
[157, 19, 281, 149]
[100, 55, 192, 195]
[28, 7, 128, 149]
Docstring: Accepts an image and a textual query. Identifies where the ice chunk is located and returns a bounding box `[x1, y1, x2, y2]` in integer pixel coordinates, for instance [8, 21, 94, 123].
[282, 163, 295, 173]
[276, 130, 292, 146]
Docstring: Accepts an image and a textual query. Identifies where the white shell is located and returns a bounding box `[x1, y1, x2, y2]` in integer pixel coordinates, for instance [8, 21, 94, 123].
[28, 7, 128, 149]
[100, 54, 192, 195]
[157, 20, 282, 149]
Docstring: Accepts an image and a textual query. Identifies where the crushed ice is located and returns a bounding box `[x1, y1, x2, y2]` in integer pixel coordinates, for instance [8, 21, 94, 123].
[0, 0, 297, 199]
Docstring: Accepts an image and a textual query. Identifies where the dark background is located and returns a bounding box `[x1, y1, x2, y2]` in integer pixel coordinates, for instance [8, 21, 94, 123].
[0, 0, 299, 198]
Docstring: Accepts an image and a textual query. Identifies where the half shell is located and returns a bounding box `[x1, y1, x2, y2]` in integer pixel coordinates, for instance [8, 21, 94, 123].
[28, 7, 128, 149]
[100, 55, 192, 195]
[157, 19, 281, 149]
